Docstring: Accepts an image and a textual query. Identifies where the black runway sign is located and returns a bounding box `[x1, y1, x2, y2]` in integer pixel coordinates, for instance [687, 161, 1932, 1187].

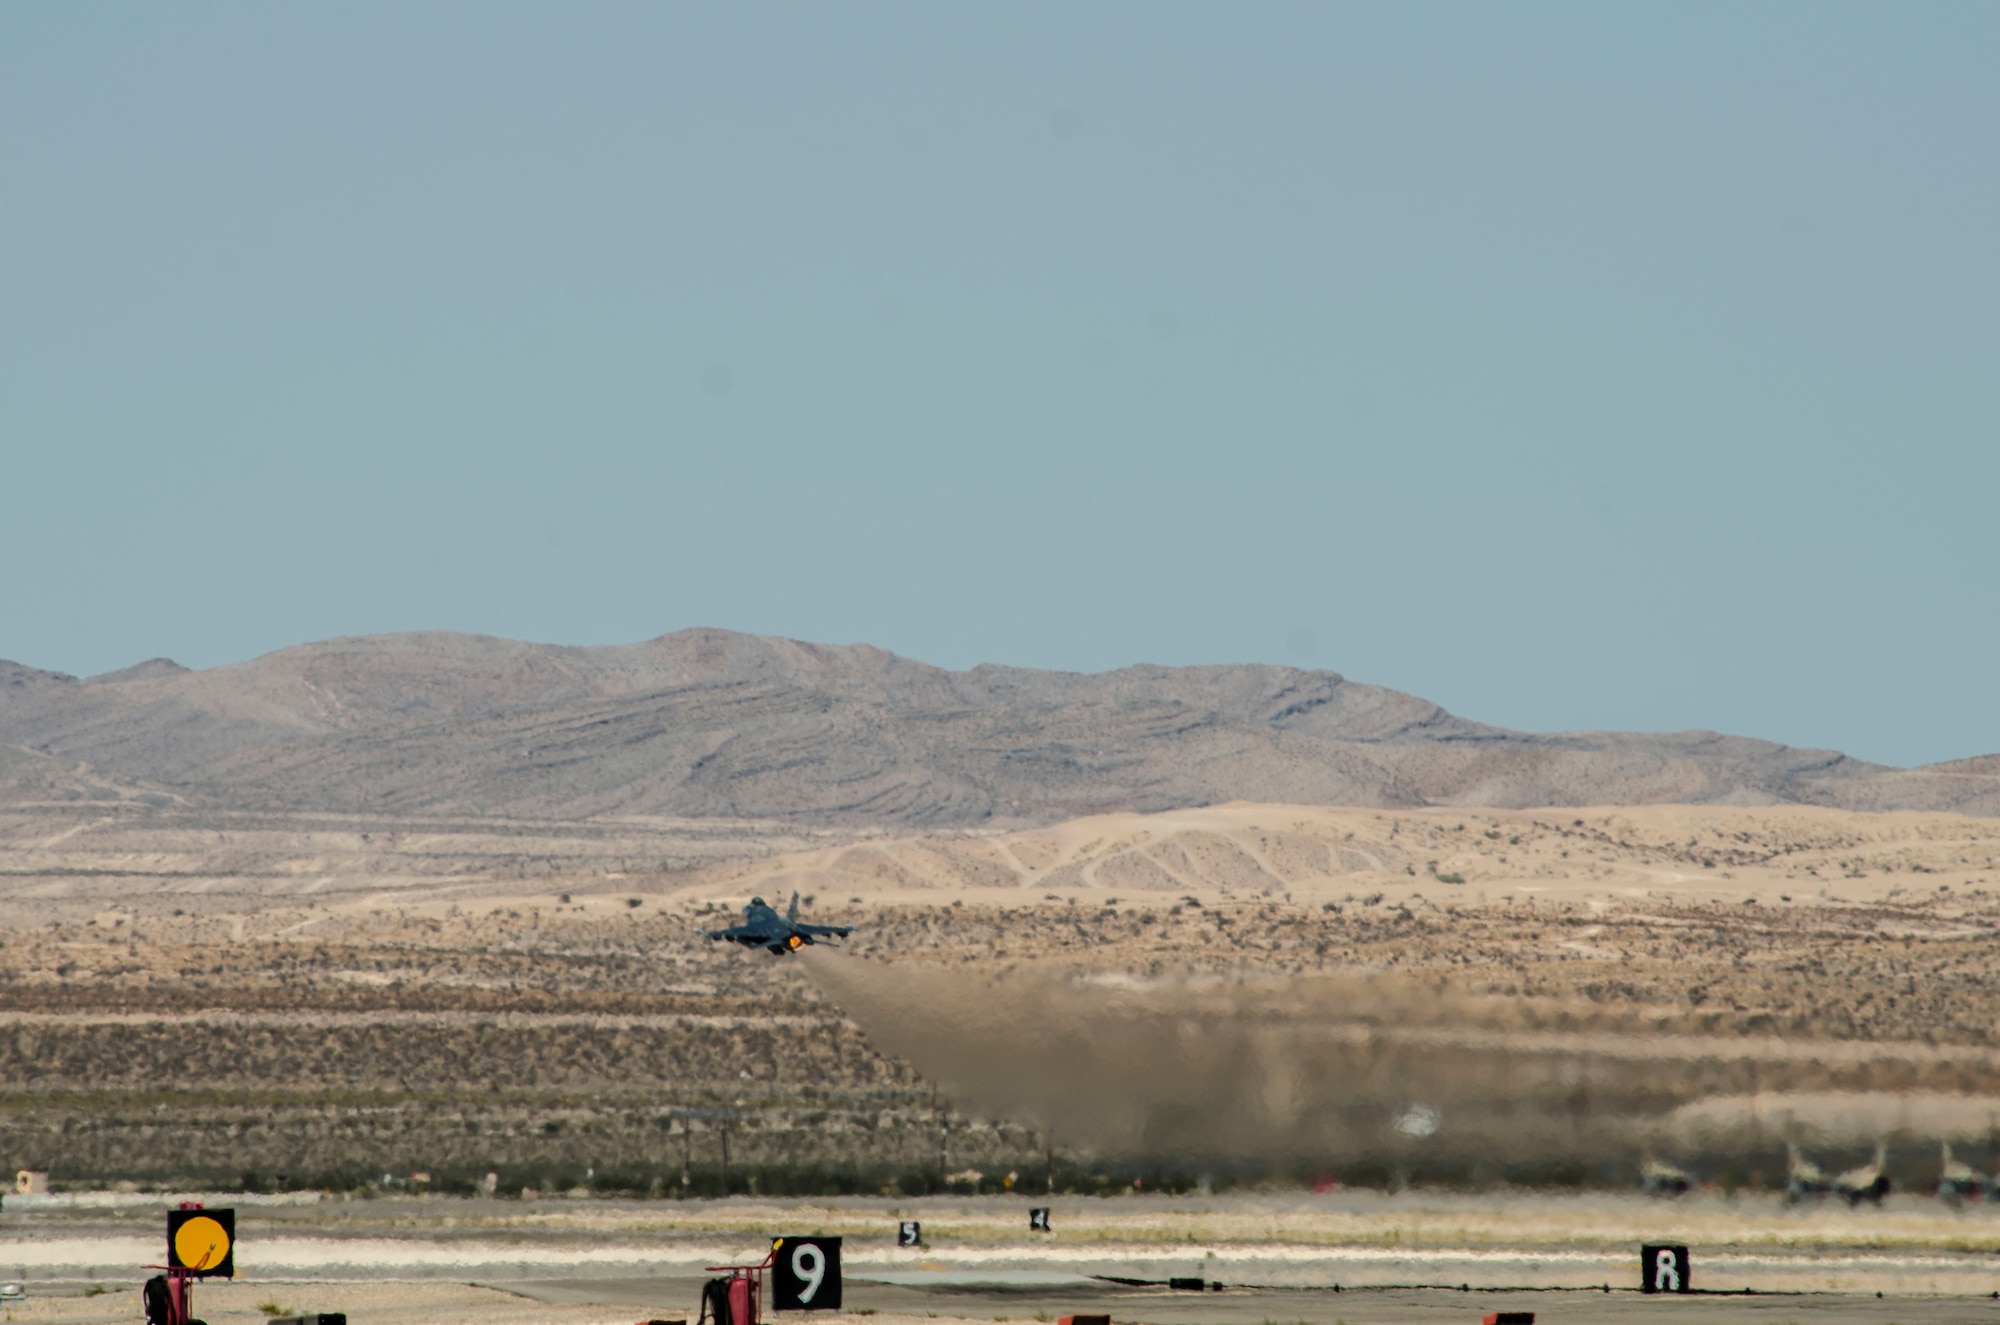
[772, 1236, 842, 1311]
[167, 1208, 235, 1278]
[1640, 1244, 1690, 1293]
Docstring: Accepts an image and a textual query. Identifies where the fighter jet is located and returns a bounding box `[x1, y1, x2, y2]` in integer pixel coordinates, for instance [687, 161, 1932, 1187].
[701, 893, 853, 954]
[1784, 1144, 1832, 1204]
[1639, 1157, 1692, 1197]
[1936, 1142, 1990, 1204]
[1834, 1142, 1890, 1207]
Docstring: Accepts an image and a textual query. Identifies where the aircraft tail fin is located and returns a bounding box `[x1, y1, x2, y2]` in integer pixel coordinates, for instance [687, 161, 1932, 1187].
[788, 892, 800, 922]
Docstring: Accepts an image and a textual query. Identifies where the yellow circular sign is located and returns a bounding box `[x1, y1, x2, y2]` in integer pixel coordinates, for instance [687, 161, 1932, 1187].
[173, 1215, 231, 1271]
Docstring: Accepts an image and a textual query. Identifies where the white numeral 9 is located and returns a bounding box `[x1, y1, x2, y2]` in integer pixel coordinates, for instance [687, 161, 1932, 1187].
[792, 1244, 825, 1302]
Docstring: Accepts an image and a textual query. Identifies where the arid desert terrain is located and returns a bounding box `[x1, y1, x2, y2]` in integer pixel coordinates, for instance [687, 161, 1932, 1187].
[6, 796, 2000, 1192]
[8, 632, 2000, 1322]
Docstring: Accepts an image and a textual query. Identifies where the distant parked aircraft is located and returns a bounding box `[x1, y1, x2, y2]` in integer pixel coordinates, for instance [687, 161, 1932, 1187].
[1834, 1143, 1890, 1207]
[1639, 1158, 1692, 1196]
[1785, 1144, 1832, 1204]
[1936, 1143, 1990, 1204]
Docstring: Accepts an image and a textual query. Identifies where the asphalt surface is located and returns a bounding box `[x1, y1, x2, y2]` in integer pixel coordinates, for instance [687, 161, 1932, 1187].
[489, 1273, 2000, 1325]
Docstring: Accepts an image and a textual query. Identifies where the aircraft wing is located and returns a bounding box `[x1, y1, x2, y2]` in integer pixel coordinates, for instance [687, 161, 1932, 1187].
[702, 915, 851, 953]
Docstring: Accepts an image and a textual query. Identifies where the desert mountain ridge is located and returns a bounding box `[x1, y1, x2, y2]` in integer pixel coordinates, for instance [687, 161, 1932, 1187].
[2, 627, 1997, 824]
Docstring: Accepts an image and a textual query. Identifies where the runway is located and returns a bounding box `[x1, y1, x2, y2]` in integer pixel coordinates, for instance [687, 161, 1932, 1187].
[7, 1191, 2000, 1324]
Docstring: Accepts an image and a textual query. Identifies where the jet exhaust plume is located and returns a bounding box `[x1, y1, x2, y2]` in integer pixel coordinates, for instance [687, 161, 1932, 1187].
[806, 953, 2000, 1179]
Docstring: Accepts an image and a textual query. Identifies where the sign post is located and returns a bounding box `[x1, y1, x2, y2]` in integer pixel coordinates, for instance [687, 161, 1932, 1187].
[168, 1208, 236, 1278]
[1640, 1244, 1690, 1294]
[772, 1236, 842, 1312]
[145, 1206, 235, 1325]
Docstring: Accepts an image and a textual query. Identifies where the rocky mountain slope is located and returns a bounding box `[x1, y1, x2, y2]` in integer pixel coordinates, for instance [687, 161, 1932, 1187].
[3, 628, 1996, 824]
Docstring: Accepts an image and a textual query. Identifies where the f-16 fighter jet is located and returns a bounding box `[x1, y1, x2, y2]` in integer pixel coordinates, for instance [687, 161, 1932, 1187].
[1834, 1142, 1891, 1207]
[1937, 1142, 1991, 1204]
[1639, 1158, 1692, 1197]
[1784, 1143, 1832, 1204]
[702, 893, 853, 954]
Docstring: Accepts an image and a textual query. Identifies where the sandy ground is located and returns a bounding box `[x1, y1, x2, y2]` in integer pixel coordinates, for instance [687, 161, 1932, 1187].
[7, 801, 2000, 1187]
[695, 802, 2000, 912]
[8, 800, 1998, 918]
[9, 800, 2000, 1323]
[0, 1281, 620, 1325]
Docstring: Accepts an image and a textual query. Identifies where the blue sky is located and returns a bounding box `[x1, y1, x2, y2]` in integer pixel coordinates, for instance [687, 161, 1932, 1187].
[3, 3, 1995, 767]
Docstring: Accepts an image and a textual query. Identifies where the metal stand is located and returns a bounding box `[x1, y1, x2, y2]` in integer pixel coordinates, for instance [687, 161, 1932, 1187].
[704, 1245, 776, 1325]
[142, 1265, 198, 1325]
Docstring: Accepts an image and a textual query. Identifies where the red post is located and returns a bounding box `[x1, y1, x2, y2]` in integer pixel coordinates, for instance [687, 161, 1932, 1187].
[144, 1265, 198, 1325]
[705, 1244, 775, 1325]
[152, 1200, 206, 1325]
